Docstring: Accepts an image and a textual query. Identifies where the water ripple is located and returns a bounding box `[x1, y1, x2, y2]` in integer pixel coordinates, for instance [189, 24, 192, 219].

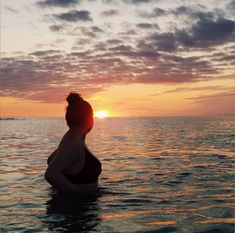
[1, 117, 235, 232]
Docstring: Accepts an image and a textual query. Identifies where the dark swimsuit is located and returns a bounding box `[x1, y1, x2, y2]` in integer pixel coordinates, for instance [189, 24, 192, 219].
[65, 147, 102, 184]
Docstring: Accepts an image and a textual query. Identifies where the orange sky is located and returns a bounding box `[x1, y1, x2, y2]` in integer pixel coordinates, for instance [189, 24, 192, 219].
[1, 0, 235, 117]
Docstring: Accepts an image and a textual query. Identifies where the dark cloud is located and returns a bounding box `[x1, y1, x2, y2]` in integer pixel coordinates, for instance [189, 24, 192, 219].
[106, 39, 124, 45]
[170, 5, 218, 21]
[221, 54, 235, 62]
[176, 16, 235, 48]
[109, 43, 160, 59]
[55, 10, 92, 22]
[137, 49, 160, 58]
[145, 15, 235, 51]
[139, 7, 166, 18]
[124, 0, 154, 4]
[227, 0, 235, 11]
[136, 23, 153, 29]
[91, 26, 103, 33]
[152, 7, 166, 16]
[172, 6, 197, 17]
[192, 17, 234, 43]
[37, 0, 79, 8]
[101, 9, 119, 17]
[101, 0, 116, 3]
[73, 38, 92, 47]
[109, 44, 133, 53]
[49, 25, 102, 36]
[79, 28, 96, 38]
[118, 29, 138, 35]
[148, 33, 177, 52]
[137, 40, 155, 52]
[49, 25, 65, 32]
[175, 30, 195, 47]
[74, 26, 103, 38]
[29, 50, 62, 56]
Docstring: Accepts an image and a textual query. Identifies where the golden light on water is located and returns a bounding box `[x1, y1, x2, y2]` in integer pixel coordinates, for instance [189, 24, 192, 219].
[94, 111, 109, 118]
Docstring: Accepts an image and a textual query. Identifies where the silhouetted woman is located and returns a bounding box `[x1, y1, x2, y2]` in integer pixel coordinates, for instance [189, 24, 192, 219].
[45, 92, 102, 194]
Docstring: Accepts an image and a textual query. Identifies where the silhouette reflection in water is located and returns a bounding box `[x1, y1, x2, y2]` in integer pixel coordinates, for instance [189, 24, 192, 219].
[45, 188, 101, 232]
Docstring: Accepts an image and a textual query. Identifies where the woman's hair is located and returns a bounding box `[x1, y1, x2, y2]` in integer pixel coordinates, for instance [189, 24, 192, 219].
[65, 92, 93, 129]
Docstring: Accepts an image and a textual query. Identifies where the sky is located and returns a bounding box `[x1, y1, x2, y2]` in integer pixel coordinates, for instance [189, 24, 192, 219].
[0, 0, 235, 117]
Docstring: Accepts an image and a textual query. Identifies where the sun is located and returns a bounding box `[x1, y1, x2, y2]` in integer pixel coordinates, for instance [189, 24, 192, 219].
[94, 111, 109, 119]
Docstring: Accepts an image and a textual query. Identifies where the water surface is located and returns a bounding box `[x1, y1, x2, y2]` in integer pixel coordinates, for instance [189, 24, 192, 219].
[0, 117, 235, 232]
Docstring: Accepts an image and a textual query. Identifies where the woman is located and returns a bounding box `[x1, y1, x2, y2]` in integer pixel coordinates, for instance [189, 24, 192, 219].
[45, 92, 102, 193]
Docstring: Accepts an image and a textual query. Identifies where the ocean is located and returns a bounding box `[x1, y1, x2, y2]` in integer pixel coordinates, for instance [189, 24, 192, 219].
[0, 117, 234, 233]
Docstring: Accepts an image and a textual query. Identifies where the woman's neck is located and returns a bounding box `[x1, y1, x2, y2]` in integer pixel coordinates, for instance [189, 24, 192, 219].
[68, 126, 86, 143]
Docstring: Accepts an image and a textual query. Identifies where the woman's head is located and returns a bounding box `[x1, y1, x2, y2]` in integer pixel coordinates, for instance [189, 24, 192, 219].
[65, 92, 93, 131]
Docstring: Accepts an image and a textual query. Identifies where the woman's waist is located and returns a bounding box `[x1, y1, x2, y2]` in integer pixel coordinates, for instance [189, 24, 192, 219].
[72, 182, 99, 195]
[75, 182, 98, 189]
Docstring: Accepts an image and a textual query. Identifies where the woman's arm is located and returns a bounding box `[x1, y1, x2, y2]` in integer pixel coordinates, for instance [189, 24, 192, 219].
[47, 149, 58, 165]
[45, 142, 85, 192]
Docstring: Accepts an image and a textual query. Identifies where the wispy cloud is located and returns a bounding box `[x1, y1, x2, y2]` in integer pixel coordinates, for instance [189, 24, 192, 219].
[101, 9, 119, 17]
[55, 10, 92, 22]
[185, 91, 235, 100]
[151, 86, 233, 96]
[49, 24, 65, 32]
[37, 0, 79, 8]
[123, 0, 154, 4]
[5, 6, 18, 13]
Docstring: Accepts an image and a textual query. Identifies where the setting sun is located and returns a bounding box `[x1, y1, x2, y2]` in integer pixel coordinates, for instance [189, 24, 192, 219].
[94, 111, 109, 118]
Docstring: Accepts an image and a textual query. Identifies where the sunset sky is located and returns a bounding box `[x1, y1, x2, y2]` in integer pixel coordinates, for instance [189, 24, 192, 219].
[1, 0, 235, 117]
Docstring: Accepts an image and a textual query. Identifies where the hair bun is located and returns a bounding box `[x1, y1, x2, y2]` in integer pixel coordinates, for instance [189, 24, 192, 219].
[66, 92, 83, 105]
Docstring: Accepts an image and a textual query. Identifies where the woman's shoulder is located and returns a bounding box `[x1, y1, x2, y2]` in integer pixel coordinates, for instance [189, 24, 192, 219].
[60, 138, 84, 150]
[59, 132, 83, 147]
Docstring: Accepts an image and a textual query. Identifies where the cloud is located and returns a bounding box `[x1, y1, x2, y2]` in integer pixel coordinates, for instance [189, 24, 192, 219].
[136, 23, 154, 29]
[187, 92, 235, 116]
[108, 43, 160, 58]
[176, 16, 235, 48]
[181, 22, 233, 47]
[1, 2, 235, 104]
[1, 42, 234, 103]
[55, 10, 92, 22]
[49, 24, 65, 32]
[145, 15, 235, 51]
[169, 6, 235, 48]
[148, 33, 177, 52]
[227, 0, 235, 12]
[101, 9, 119, 17]
[186, 91, 235, 100]
[5, 6, 18, 13]
[221, 54, 235, 62]
[152, 86, 232, 96]
[29, 50, 62, 56]
[139, 7, 166, 18]
[0, 47, 185, 103]
[123, 0, 154, 4]
[37, 0, 79, 8]
[0, 56, 104, 103]
[106, 39, 124, 45]
[91, 26, 103, 33]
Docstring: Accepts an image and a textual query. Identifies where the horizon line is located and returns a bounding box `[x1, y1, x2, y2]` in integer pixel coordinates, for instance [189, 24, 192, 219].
[1, 114, 234, 120]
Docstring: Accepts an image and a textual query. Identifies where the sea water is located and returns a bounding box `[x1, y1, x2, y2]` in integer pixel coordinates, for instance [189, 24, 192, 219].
[0, 117, 234, 233]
